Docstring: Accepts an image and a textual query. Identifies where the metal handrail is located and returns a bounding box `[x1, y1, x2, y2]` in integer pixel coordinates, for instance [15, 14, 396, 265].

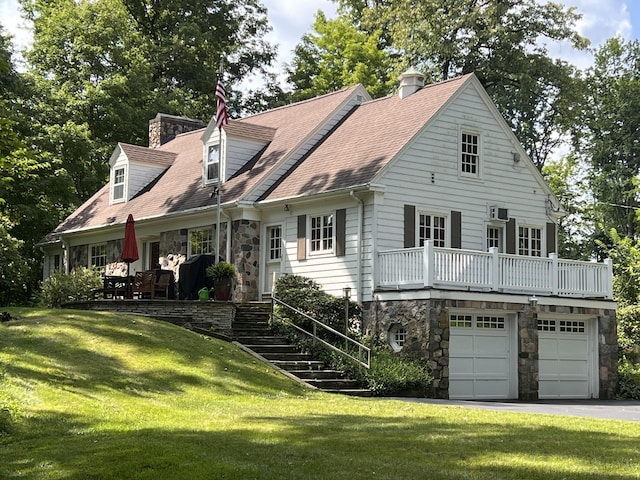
[271, 296, 371, 369]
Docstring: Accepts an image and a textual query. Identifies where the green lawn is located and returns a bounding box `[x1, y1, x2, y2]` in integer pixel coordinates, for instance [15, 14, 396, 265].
[1, 308, 639, 480]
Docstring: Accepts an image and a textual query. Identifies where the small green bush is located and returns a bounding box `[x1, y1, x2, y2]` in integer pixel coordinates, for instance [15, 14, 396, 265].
[39, 267, 103, 307]
[618, 360, 640, 400]
[272, 275, 433, 396]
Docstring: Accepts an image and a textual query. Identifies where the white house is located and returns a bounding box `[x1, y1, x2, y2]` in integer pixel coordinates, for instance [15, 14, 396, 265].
[41, 70, 617, 401]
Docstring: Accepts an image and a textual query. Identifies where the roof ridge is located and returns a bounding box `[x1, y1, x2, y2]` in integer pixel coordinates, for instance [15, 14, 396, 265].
[362, 73, 472, 106]
[242, 84, 361, 120]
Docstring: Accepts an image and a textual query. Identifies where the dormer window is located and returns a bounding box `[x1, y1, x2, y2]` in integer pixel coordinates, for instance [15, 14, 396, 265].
[112, 167, 126, 202]
[207, 144, 220, 182]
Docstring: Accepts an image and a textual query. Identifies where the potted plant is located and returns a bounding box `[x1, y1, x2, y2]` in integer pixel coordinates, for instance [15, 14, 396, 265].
[206, 261, 237, 301]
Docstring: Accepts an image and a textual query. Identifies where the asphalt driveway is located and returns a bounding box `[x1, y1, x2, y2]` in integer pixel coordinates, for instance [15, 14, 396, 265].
[390, 398, 640, 421]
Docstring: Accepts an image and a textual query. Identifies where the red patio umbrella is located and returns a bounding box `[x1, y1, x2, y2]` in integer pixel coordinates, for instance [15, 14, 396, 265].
[121, 214, 139, 277]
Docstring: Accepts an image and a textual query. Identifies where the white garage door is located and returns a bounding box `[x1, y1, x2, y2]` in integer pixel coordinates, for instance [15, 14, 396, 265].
[449, 314, 516, 400]
[538, 318, 595, 399]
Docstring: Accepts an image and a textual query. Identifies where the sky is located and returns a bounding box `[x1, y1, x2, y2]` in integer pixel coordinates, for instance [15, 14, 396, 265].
[1, 0, 640, 74]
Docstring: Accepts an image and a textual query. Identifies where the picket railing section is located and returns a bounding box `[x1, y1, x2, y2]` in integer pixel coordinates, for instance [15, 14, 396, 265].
[377, 241, 613, 299]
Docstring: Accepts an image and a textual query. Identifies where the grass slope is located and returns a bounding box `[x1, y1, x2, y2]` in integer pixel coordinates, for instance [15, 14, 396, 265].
[1, 308, 639, 480]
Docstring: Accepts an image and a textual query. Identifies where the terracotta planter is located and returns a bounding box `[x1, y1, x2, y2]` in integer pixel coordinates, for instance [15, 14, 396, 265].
[213, 279, 233, 301]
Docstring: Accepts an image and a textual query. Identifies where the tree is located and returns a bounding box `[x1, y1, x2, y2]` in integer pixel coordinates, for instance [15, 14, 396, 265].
[286, 11, 392, 100]
[580, 38, 640, 245]
[332, 0, 587, 169]
[20, 0, 277, 201]
[542, 153, 590, 260]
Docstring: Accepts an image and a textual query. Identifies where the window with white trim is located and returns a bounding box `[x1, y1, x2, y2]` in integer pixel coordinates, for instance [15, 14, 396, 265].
[477, 316, 505, 329]
[450, 314, 472, 328]
[268, 226, 282, 261]
[486, 225, 502, 252]
[461, 132, 479, 177]
[189, 227, 212, 256]
[310, 214, 333, 253]
[389, 324, 407, 352]
[206, 144, 220, 182]
[419, 213, 446, 247]
[519, 226, 542, 257]
[90, 244, 107, 270]
[112, 167, 125, 202]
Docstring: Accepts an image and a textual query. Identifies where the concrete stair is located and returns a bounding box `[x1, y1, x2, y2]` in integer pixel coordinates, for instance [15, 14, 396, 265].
[233, 303, 371, 397]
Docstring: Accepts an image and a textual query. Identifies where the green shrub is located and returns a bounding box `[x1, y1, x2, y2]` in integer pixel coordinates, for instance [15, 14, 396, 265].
[39, 267, 103, 307]
[618, 305, 640, 362]
[272, 275, 433, 396]
[618, 360, 640, 400]
[274, 274, 361, 336]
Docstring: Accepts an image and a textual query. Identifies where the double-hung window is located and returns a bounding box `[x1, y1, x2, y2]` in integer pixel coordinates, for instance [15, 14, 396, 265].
[90, 244, 107, 270]
[206, 145, 220, 183]
[310, 214, 333, 253]
[486, 226, 503, 252]
[112, 167, 125, 202]
[461, 132, 479, 177]
[268, 226, 282, 261]
[518, 226, 542, 256]
[189, 227, 213, 256]
[419, 213, 446, 247]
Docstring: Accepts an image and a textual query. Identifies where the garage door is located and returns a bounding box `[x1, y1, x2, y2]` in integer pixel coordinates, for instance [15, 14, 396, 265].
[538, 318, 594, 399]
[449, 314, 516, 400]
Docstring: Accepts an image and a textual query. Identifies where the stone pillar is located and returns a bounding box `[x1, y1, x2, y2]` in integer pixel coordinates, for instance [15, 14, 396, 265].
[518, 308, 539, 401]
[231, 219, 260, 302]
[598, 309, 618, 399]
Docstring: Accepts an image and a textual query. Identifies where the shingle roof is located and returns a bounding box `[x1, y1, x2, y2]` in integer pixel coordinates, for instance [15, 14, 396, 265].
[261, 74, 472, 201]
[118, 143, 176, 167]
[53, 85, 362, 233]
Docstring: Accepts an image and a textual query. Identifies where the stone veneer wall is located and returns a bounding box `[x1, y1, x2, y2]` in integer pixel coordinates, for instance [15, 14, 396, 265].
[231, 219, 260, 303]
[148, 114, 206, 148]
[362, 298, 618, 400]
[65, 300, 236, 337]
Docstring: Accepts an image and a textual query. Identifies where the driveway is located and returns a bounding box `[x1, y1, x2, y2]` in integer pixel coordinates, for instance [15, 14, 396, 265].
[389, 398, 640, 422]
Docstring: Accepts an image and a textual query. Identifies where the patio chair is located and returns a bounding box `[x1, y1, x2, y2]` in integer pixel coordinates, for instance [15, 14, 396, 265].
[133, 271, 155, 299]
[154, 272, 171, 299]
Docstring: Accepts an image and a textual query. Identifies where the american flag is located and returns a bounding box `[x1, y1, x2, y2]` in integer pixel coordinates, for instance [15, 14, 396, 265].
[215, 79, 228, 130]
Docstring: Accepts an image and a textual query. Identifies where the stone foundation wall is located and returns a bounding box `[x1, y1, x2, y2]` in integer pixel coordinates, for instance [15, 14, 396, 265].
[362, 298, 618, 400]
[65, 300, 236, 337]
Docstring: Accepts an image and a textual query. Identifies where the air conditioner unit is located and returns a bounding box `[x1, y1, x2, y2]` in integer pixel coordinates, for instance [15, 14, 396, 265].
[489, 206, 509, 221]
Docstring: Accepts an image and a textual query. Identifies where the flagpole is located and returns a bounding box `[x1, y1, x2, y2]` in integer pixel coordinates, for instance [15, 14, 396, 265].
[215, 58, 226, 264]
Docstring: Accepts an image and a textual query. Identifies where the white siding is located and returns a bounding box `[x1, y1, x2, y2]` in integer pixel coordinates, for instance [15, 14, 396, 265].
[273, 198, 361, 299]
[375, 82, 552, 255]
[225, 137, 267, 179]
[127, 161, 166, 200]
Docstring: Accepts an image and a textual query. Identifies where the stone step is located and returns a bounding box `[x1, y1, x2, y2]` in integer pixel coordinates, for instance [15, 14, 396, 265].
[271, 360, 326, 371]
[235, 335, 289, 345]
[303, 378, 361, 389]
[260, 352, 313, 361]
[289, 369, 346, 380]
[245, 344, 301, 354]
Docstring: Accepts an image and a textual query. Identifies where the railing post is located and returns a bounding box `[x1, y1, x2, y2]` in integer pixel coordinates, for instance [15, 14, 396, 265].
[489, 247, 499, 291]
[549, 253, 558, 296]
[424, 240, 434, 287]
[605, 258, 614, 299]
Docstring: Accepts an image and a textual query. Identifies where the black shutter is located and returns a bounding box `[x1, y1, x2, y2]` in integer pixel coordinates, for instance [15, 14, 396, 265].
[506, 218, 516, 254]
[297, 215, 306, 260]
[404, 205, 416, 248]
[335, 209, 346, 257]
[546, 222, 557, 255]
[451, 211, 461, 249]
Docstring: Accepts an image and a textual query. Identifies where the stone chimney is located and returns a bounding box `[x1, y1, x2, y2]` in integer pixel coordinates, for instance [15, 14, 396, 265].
[148, 113, 206, 148]
[398, 67, 426, 99]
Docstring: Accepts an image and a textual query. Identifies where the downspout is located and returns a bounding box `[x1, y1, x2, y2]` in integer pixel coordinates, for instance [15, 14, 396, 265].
[220, 207, 232, 262]
[350, 190, 364, 303]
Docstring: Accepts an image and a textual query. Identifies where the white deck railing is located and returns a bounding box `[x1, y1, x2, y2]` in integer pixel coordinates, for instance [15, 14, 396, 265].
[377, 241, 613, 299]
